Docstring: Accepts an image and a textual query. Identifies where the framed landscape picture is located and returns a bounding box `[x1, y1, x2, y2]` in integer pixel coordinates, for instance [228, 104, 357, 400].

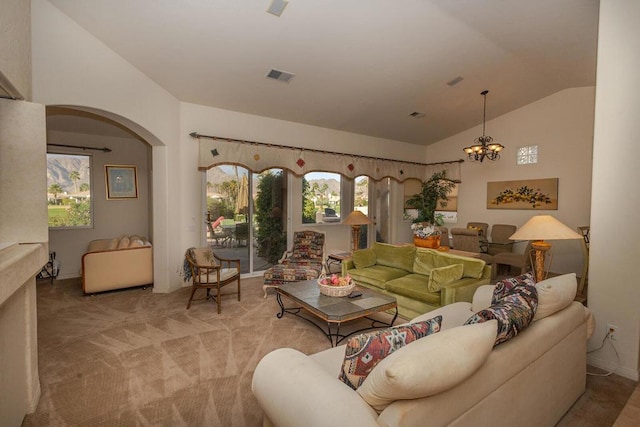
[105, 165, 138, 199]
[487, 178, 558, 210]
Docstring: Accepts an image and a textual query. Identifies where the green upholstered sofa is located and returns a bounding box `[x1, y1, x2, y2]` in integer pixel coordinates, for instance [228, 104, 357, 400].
[342, 242, 491, 319]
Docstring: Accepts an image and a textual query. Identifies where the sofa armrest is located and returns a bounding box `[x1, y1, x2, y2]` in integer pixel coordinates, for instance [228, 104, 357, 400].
[342, 259, 355, 276]
[252, 348, 379, 427]
[440, 276, 490, 306]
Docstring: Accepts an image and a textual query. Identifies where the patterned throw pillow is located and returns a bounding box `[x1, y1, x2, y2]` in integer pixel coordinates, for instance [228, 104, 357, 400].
[338, 316, 442, 390]
[465, 280, 538, 346]
[492, 272, 535, 303]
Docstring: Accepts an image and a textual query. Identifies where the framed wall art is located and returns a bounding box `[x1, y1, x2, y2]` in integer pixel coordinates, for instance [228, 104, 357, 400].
[487, 178, 558, 210]
[105, 165, 138, 199]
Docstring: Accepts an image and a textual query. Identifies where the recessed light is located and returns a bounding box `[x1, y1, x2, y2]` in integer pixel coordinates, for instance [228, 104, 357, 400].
[410, 112, 426, 119]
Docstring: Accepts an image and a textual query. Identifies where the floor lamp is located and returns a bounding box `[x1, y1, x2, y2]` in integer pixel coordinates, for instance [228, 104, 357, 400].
[509, 215, 582, 282]
[343, 211, 373, 253]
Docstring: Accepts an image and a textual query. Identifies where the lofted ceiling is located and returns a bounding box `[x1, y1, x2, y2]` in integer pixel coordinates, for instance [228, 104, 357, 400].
[47, 0, 600, 146]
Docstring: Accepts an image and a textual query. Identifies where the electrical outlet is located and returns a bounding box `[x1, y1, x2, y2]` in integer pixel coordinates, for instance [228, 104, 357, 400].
[607, 324, 618, 340]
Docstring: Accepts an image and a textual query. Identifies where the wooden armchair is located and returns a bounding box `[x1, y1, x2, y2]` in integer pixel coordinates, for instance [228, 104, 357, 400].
[184, 246, 241, 314]
[576, 226, 590, 303]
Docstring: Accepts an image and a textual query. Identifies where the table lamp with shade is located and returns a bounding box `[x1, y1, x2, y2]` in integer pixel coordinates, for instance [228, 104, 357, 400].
[343, 210, 373, 253]
[509, 214, 582, 282]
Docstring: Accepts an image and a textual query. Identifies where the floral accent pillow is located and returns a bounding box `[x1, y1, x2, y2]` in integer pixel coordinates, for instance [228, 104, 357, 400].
[338, 316, 442, 390]
[465, 280, 538, 346]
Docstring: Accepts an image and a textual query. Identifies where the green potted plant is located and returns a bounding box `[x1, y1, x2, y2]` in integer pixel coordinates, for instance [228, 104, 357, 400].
[405, 171, 456, 248]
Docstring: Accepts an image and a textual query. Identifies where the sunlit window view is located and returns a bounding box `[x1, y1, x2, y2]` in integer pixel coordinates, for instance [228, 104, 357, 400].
[302, 172, 341, 223]
[354, 175, 369, 249]
[206, 166, 287, 274]
[47, 153, 92, 228]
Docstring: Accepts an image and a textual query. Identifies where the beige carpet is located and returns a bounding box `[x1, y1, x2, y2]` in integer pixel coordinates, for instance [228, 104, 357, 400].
[24, 277, 636, 426]
[24, 277, 336, 426]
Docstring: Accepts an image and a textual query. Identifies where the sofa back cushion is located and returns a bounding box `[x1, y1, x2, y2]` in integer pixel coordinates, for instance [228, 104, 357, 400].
[413, 248, 486, 278]
[352, 247, 377, 269]
[289, 230, 325, 261]
[338, 316, 442, 390]
[427, 264, 464, 292]
[534, 273, 577, 321]
[117, 236, 130, 249]
[374, 242, 415, 273]
[357, 320, 498, 411]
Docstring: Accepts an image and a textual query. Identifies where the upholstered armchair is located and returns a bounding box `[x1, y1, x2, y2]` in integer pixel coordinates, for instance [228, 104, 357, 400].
[262, 230, 326, 297]
[451, 228, 493, 264]
[491, 241, 533, 279]
[487, 224, 517, 255]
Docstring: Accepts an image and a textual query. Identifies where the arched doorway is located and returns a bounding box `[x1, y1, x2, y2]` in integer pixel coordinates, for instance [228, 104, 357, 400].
[45, 106, 161, 286]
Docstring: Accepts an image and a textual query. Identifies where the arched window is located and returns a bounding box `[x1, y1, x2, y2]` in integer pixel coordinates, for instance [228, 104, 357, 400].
[302, 172, 342, 224]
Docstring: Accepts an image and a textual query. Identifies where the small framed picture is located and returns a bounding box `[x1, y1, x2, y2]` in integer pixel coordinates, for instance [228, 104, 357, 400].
[105, 165, 138, 199]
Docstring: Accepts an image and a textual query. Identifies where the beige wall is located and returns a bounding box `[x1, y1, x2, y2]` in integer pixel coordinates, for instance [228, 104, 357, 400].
[0, 0, 31, 99]
[24, 0, 640, 383]
[588, 0, 640, 381]
[422, 87, 595, 275]
[32, 0, 180, 292]
[47, 129, 151, 280]
[179, 103, 428, 267]
[0, 99, 47, 422]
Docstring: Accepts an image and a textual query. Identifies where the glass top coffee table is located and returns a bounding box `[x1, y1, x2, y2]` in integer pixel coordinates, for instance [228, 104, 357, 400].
[276, 280, 398, 347]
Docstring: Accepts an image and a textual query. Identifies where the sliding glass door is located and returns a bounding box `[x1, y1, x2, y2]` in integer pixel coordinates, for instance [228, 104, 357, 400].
[205, 166, 287, 274]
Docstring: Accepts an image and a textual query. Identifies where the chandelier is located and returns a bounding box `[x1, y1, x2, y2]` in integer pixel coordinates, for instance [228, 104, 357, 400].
[463, 90, 504, 162]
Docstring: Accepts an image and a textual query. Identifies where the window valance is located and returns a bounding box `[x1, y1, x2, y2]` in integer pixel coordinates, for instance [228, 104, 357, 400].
[192, 133, 462, 183]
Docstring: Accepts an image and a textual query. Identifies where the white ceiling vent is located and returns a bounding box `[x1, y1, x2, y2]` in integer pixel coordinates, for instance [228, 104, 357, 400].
[446, 76, 464, 87]
[266, 69, 295, 83]
[267, 0, 289, 17]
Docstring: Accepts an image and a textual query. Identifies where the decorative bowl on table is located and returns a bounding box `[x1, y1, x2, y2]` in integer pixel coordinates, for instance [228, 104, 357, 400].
[317, 274, 355, 297]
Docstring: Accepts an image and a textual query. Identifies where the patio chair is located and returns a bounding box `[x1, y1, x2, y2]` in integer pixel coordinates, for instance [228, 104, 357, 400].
[234, 222, 249, 247]
[184, 246, 241, 314]
[262, 229, 326, 297]
[322, 208, 341, 223]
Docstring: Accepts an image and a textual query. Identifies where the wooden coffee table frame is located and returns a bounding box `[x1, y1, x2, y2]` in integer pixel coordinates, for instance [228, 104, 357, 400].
[275, 280, 398, 347]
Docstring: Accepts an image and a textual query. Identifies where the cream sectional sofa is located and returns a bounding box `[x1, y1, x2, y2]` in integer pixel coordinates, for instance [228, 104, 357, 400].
[252, 274, 593, 427]
[81, 235, 153, 294]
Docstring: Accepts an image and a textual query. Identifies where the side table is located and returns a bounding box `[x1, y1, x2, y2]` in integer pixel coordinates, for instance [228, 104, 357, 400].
[326, 252, 351, 274]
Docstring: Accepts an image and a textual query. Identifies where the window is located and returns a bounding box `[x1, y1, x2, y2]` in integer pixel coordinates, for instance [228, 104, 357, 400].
[354, 175, 369, 248]
[47, 153, 92, 228]
[517, 145, 538, 165]
[302, 172, 341, 223]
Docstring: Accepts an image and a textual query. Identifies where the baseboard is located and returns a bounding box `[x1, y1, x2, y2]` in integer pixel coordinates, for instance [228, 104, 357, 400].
[587, 355, 640, 381]
[53, 273, 80, 281]
[26, 381, 41, 413]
